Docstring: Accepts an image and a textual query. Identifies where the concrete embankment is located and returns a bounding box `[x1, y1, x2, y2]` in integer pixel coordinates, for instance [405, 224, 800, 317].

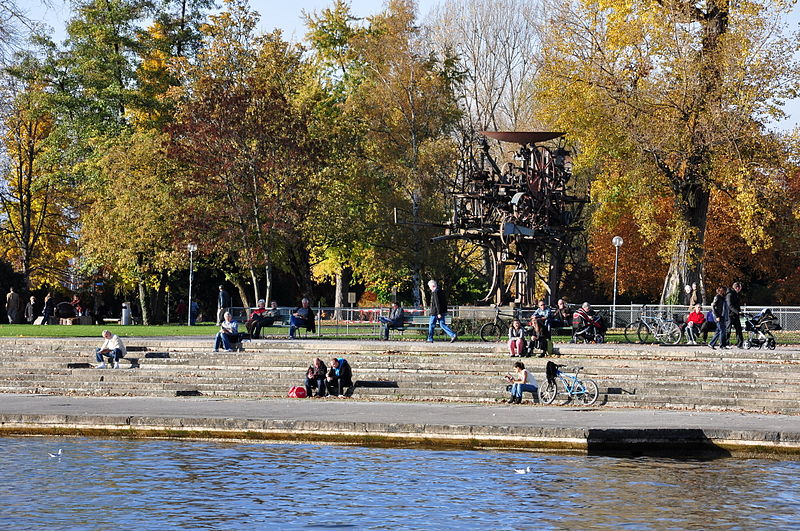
[1, 394, 799, 458]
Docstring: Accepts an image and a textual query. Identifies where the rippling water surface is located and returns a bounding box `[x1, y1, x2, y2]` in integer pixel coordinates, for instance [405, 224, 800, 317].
[1, 436, 799, 529]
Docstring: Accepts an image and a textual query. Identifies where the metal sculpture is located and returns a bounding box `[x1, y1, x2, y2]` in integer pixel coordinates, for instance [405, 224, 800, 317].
[434, 131, 586, 305]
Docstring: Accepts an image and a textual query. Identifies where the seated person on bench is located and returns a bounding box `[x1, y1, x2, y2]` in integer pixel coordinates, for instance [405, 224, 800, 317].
[379, 302, 404, 340]
[214, 311, 239, 352]
[327, 357, 353, 397]
[288, 298, 316, 339]
[246, 299, 278, 339]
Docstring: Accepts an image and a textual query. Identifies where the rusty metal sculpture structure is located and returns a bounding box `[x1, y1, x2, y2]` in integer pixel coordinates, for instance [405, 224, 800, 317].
[434, 131, 586, 305]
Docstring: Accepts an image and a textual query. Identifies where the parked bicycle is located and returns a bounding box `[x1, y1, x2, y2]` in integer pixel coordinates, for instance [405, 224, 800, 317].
[623, 306, 682, 345]
[538, 362, 599, 406]
[479, 307, 522, 342]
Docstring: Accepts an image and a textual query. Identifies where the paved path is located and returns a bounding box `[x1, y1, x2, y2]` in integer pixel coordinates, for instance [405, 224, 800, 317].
[1, 394, 798, 458]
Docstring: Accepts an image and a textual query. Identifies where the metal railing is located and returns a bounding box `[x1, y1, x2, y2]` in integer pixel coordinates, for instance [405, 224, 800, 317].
[220, 303, 800, 340]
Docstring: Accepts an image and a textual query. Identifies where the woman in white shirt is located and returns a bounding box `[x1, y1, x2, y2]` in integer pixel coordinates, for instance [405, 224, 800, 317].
[504, 361, 538, 404]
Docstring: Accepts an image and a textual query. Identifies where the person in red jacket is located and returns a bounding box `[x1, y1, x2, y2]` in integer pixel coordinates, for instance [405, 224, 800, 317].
[685, 304, 705, 345]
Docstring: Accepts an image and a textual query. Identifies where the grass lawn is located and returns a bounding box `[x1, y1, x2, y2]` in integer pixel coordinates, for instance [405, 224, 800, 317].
[0, 324, 219, 338]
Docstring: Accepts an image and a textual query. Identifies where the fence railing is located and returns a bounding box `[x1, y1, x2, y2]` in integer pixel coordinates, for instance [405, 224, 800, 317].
[223, 303, 800, 338]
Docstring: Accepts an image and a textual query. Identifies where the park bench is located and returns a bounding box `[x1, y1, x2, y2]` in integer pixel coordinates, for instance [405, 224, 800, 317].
[387, 314, 431, 338]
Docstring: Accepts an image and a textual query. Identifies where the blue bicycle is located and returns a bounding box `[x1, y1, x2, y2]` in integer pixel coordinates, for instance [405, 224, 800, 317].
[538, 363, 599, 405]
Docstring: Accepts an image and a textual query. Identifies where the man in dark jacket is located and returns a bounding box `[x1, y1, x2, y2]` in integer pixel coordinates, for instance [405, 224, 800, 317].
[217, 285, 232, 325]
[709, 286, 730, 349]
[426, 280, 457, 343]
[327, 357, 353, 397]
[379, 302, 405, 340]
[726, 282, 744, 348]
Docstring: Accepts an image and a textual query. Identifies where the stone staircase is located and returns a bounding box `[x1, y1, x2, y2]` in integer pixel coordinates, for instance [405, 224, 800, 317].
[0, 338, 798, 413]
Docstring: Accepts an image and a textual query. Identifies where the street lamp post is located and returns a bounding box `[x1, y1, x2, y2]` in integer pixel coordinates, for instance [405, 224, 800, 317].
[612, 236, 624, 328]
[187, 243, 197, 326]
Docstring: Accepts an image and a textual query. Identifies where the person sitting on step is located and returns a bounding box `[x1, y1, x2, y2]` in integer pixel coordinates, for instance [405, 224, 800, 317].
[95, 329, 127, 369]
[327, 357, 353, 397]
[504, 361, 538, 404]
[214, 312, 239, 352]
[508, 319, 526, 357]
[304, 357, 328, 398]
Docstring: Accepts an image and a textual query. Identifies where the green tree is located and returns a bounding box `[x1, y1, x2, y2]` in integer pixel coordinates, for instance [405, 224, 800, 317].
[81, 131, 187, 324]
[169, 0, 323, 304]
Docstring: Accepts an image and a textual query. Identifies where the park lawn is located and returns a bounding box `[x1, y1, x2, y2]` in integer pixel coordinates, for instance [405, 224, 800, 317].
[0, 324, 219, 338]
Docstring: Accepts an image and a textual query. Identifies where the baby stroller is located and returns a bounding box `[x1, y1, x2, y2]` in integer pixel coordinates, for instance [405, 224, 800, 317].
[743, 308, 780, 350]
[572, 308, 606, 344]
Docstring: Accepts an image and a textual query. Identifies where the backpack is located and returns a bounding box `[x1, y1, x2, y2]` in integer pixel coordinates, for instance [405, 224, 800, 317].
[288, 386, 307, 398]
[545, 361, 559, 386]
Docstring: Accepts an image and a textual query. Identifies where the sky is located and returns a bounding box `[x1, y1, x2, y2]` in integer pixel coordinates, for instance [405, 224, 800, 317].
[21, 0, 800, 132]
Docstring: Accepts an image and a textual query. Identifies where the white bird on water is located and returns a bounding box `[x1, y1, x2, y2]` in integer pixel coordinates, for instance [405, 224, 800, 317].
[48, 449, 62, 458]
[514, 466, 531, 474]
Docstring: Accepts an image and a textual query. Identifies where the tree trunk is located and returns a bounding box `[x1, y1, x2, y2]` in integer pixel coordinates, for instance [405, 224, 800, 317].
[232, 277, 252, 311]
[660, 184, 710, 305]
[334, 268, 351, 320]
[137, 281, 150, 325]
[249, 267, 260, 306]
[151, 271, 168, 324]
[264, 261, 272, 304]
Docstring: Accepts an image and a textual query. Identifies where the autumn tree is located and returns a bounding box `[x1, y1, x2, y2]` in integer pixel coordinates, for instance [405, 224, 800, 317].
[534, 0, 800, 303]
[0, 72, 75, 288]
[169, 0, 322, 304]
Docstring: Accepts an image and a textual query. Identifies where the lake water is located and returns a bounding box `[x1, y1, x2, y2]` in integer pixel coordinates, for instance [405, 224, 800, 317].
[1, 436, 799, 529]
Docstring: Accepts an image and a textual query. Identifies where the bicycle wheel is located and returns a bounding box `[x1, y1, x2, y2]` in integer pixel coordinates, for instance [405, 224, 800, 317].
[538, 381, 558, 404]
[661, 322, 682, 345]
[623, 321, 641, 343]
[637, 322, 653, 344]
[480, 322, 503, 342]
[579, 379, 599, 406]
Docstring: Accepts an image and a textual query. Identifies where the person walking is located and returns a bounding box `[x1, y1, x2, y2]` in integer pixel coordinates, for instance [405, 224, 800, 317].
[6, 287, 20, 324]
[217, 285, 231, 326]
[24, 296, 36, 324]
[709, 286, 730, 350]
[426, 280, 457, 343]
[41, 293, 54, 325]
[726, 282, 744, 348]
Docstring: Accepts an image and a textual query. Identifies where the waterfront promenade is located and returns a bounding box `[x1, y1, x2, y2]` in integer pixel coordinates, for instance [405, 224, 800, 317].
[1, 336, 799, 456]
[1, 393, 799, 457]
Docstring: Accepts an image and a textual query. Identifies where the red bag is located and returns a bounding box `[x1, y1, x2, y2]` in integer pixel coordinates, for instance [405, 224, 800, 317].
[288, 386, 307, 398]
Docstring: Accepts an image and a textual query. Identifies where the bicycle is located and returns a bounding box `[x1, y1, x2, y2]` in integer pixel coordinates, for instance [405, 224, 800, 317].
[479, 307, 521, 342]
[538, 363, 599, 406]
[623, 307, 682, 345]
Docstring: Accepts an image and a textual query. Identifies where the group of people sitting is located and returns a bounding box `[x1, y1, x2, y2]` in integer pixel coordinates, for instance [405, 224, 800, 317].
[212, 298, 318, 350]
[507, 299, 606, 357]
[303, 357, 353, 398]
